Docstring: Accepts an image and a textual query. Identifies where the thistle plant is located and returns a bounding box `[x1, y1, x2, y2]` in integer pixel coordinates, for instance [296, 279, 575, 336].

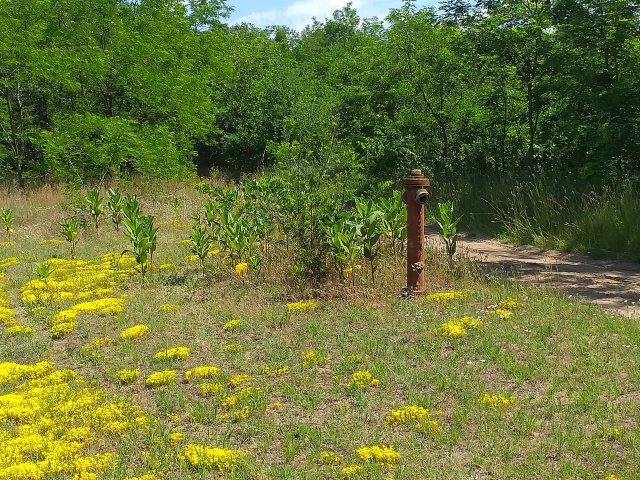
[107, 188, 124, 231]
[0, 208, 14, 236]
[86, 189, 103, 230]
[59, 218, 79, 258]
[433, 201, 463, 267]
[188, 223, 213, 274]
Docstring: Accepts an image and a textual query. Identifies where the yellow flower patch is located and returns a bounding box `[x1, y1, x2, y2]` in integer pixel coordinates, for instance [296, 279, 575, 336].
[301, 350, 330, 368]
[185, 366, 221, 382]
[0, 362, 146, 479]
[385, 405, 441, 434]
[160, 303, 180, 312]
[154, 347, 190, 361]
[51, 297, 126, 338]
[350, 370, 379, 389]
[179, 444, 246, 472]
[145, 370, 177, 387]
[235, 262, 248, 278]
[477, 393, 514, 407]
[0, 241, 16, 247]
[320, 450, 343, 465]
[116, 369, 140, 384]
[4, 325, 34, 336]
[424, 291, 464, 301]
[355, 445, 400, 468]
[223, 319, 241, 330]
[433, 316, 483, 337]
[340, 464, 364, 478]
[0, 257, 20, 270]
[120, 324, 150, 340]
[200, 382, 224, 396]
[229, 373, 253, 388]
[21, 254, 135, 304]
[286, 300, 318, 312]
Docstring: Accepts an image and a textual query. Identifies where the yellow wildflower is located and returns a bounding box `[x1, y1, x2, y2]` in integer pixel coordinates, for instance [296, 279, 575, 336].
[4, 325, 34, 336]
[160, 303, 180, 312]
[179, 444, 246, 471]
[0, 241, 16, 247]
[200, 382, 224, 396]
[120, 324, 150, 340]
[477, 393, 514, 407]
[229, 373, 253, 388]
[169, 432, 185, 444]
[223, 343, 242, 353]
[301, 350, 330, 367]
[223, 319, 241, 330]
[154, 347, 190, 360]
[385, 405, 441, 434]
[350, 370, 379, 389]
[185, 366, 221, 381]
[320, 450, 342, 465]
[286, 300, 318, 312]
[434, 316, 483, 337]
[356, 445, 400, 468]
[145, 370, 178, 387]
[235, 262, 248, 278]
[340, 464, 364, 478]
[116, 369, 140, 384]
[424, 291, 464, 301]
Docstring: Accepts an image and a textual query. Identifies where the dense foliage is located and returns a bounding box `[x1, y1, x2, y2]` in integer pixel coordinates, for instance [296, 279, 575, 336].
[1, 0, 639, 187]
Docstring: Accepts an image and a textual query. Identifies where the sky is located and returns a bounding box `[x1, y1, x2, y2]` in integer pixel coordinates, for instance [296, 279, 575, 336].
[227, 0, 438, 31]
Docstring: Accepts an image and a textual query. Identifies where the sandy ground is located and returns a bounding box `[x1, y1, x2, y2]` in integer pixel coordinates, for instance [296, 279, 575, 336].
[428, 233, 640, 319]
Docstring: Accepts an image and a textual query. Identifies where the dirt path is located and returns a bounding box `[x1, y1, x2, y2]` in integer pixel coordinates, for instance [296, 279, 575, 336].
[427, 233, 640, 319]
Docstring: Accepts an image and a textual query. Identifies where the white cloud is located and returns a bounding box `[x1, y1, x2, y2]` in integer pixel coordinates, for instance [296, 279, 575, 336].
[233, 0, 401, 30]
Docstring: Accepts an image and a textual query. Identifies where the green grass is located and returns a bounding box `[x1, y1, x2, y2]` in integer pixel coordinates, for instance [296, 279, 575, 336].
[0, 185, 638, 479]
[432, 175, 640, 262]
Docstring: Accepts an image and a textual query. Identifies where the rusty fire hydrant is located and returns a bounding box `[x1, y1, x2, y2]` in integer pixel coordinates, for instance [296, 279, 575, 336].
[403, 169, 430, 294]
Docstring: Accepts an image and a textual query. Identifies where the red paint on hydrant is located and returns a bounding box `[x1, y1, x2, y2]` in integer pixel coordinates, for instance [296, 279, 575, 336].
[402, 169, 430, 294]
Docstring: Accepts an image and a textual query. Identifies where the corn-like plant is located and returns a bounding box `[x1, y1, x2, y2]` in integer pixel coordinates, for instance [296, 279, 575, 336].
[121, 194, 157, 277]
[379, 191, 407, 254]
[59, 218, 79, 258]
[107, 188, 124, 231]
[433, 201, 463, 267]
[324, 217, 361, 284]
[188, 223, 213, 274]
[0, 208, 14, 235]
[86, 189, 103, 230]
[354, 198, 385, 284]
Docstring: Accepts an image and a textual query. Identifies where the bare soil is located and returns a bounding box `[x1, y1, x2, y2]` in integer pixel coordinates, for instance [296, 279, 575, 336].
[428, 233, 640, 319]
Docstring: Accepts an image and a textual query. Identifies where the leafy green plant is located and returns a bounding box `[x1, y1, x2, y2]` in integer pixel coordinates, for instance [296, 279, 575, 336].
[433, 201, 463, 266]
[86, 188, 103, 230]
[188, 223, 213, 274]
[354, 199, 385, 284]
[0, 208, 14, 235]
[107, 188, 124, 231]
[59, 218, 79, 258]
[122, 196, 158, 278]
[379, 191, 407, 254]
[324, 217, 361, 284]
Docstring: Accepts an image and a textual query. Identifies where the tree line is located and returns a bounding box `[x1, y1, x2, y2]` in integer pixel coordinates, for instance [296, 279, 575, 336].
[1, 0, 639, 188]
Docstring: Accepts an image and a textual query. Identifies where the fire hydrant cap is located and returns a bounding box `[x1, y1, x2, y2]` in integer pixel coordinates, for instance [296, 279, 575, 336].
[403, 169, 430, 188]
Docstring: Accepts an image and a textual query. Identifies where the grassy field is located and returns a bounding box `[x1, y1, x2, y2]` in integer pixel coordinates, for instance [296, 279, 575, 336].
[0, 184, 638, 480]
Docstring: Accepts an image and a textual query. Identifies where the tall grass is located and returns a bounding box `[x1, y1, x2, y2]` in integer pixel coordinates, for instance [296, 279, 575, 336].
[431, 174, 640, 261]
